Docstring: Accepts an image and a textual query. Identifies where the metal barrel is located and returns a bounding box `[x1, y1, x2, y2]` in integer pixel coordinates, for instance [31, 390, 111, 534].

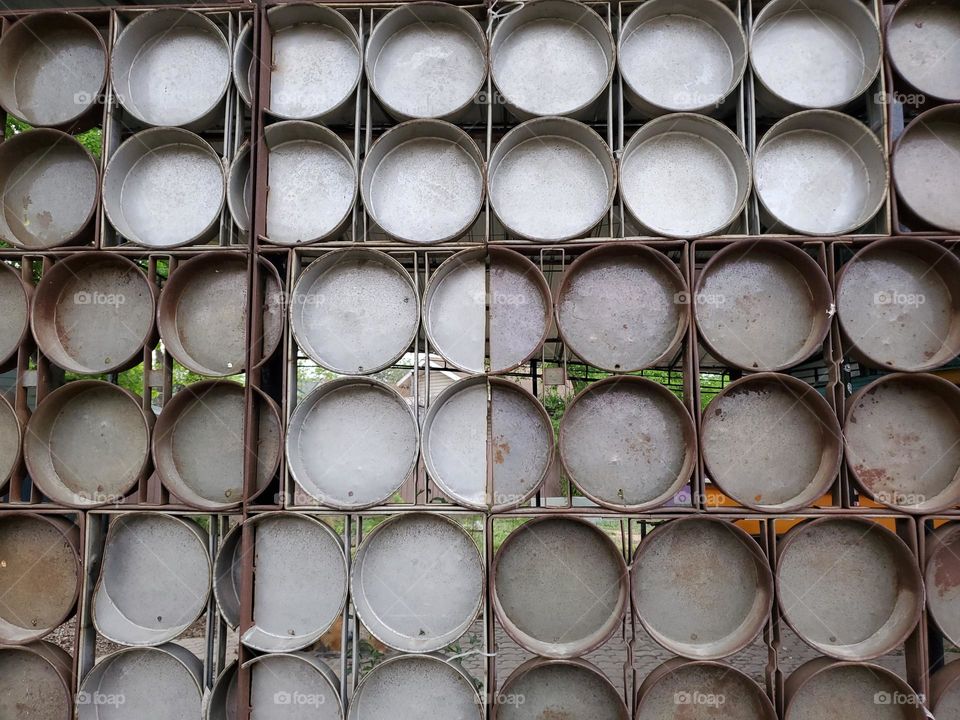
[265, 4, 361, 123]
[0, 12, 106, 130]
[102, 127, 225, 248]
[893, 103, 960, 233]
[0, 513, 79, 645]
[490, 0, 614, 120]
[694, 239, 833, 372]
[619, 0, 746, 118]
[110, 9, 230, 130]
[630, 517, 773, 660]
[925, 522, 960, 648]
[226, 140, 252, 232]
[286, 377, 419, 508]
[242, 653, 343, 720]
[776, 517, 924, 661]
[700, 373, 842, 512]
[558, 376, 697, 511]
[931, 660, 960, 719]
[31, 253, 156, 375]
[24, 381, 152, 508]
[360, 119, 484, 244]
[0, 394, 21, 490]
[887, 0, 960, 103]
[233, 20, 255, 107]
[152, 380, 282, 510]
[844, 373, 960, 513]
[421, 376, 554, 511]
[205, 661, 238, 720]
[489, 116, 615, 241]
[493, 516, 628, 658]
[156, 252, 283, 377]
[351, 513, 484, 652]
[0, 129, 98, 249]
[750, 0, 881, 117]
[754, 110, 888, 235]
[0, 641, 73, 720]
[620, 113, 750, 238]
[0, 261, 29, 370]
[366, 2, 487, 122]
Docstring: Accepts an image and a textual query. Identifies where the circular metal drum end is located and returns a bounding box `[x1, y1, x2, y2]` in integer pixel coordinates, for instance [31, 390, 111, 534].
[157, 252, 283, 377]
[31, 254, 156, 375]
[887, 0, 960, 103]
[836, 238, 960, 371]
[205, 661, 238, 720]
[631, 517, 773, 660]
[102, 127, 226, 248]
[694, 240, 833, 372]
[246, 653, 343, 720]
[0, 395, 21, 489]
[92, 513, 211, 647]
[755, 110, 888, 235]
[349, 655, 482, 720]
[0, 641, 72, 720]
[0, 513, 79, 645]
[494, 657, 628, 720]
[0, 12, 106, 128]
[489, 116, 615, 241]
[844, 373, 960, 513]
[701, 373, 842, 512]
[422, 377, 554, 511]
[0, 129, 98, 249]
[352, 513, 484, 652]
[776, 517, 924, 660]
[366, 2, 487, 121]
[77, 644, 203, 720]
[361, 119, 484, 244]
[619, 0, 746, 117]
[621, 113, 750, 238]
[750, 0, 881, 115]
[286, 378, 419, 508]
[233, 21, 255, 107]
[0, 261, 29, 369]
[925, 523, 960, 647]
[111, 9, 230, 129]
[490, 0, 614, 119]
[226, 141, 252, 232]
[266, 4, 361, 122]
[24, 381, 151, 508]
[893, 104, 960, 233]
[291, 249, 419, 375]
[559, 376, 696, 511]
[493, 517, 628, 658]
[931, 661, 960, 719]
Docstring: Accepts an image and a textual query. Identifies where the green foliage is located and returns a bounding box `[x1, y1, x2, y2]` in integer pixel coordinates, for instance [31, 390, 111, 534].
[4, 115, 102, 157]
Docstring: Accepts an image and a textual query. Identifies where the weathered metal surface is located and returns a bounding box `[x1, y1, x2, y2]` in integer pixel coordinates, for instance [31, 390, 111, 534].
[0, 12, 105, 128]
[493, 517, 628, 658]
[366, 2, 487, 122]
[233, 20, 255, 107]
[559, 376, 696, 511]
[290, 249, 419, 375]
[360, 119, 484, 244]
[102, 127, 225, 248]
[157, 252, 283, 376]
[754, 110, 888, 235]
[245, 653, 343, 720]
[0, 129, 98, 249]
[153, 380, 281, 510]
[701, 373, 842, 511]
[835, 238, 960, 372]
[76, 644, 203, 720]
[631, 517, 773, 659]
[351, 513, 483, 652]
[286, 378, 419, 508]
[776, 517, 924, 660]
[887, 0, 960, 103]
[694, 239, 833, 372]
[490, 0, 613, 119]
[844, 373, 960, 512]
[931, 660, 960, 720]
[893, 103, 960, 233]
[205, 661, 238, 720]
[111, 9, 230, 129]
[621, 113, 750, 238]
[489, 246, 552, 372]
[422, 376, 553, 511]
[226, 141, 252, 233]
[347, 654, 483, 720]
[266, 4, 361, 122]
[924, 522, 960, 647]
[31, 253, 155, 375]
[24, 381, 151, 508]
[0, 513, 79, 645]
[0, 641, 73, 720]
[750, 0, 881, 116]
[493, 657, 628, 720]
[0, 395, 21, 489]
[488, 116, 615, 241]
[0, 261, 29, 368]
[93, 513, 210, 647]
[422, 247, 484, 370]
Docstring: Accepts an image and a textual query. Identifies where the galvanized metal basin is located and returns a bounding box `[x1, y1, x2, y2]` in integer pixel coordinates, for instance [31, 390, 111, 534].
[233, 20, 255, 107]
[0, 642, 72, 720]
[0, 261, 29, 368]
[925, 522, 960, 648]
[494, 657, 627, 720]
[205, 661, 239, 720]
[226, 141, 252, 233]
[887, 0, 960, 103]
[931, 661, 960, 719]
[0, 395, 21, 489]
[493, 517, 628, 658]
[245, 653, 343, 720]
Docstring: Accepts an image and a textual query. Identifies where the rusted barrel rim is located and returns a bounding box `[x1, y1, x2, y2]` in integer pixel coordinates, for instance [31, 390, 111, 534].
[555, 243, 689, 372]
[886, 0, 960, 103]
[558, 375, 698, 511]
[233, 20, 254, 107]
[931, 660, 960, 714]
[0, 261, 30, 367]
[0, 393, 23, 490]
[0, 641, 73, 718]
[925, 523, 960, 647]
[241, 652, 344, 718]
